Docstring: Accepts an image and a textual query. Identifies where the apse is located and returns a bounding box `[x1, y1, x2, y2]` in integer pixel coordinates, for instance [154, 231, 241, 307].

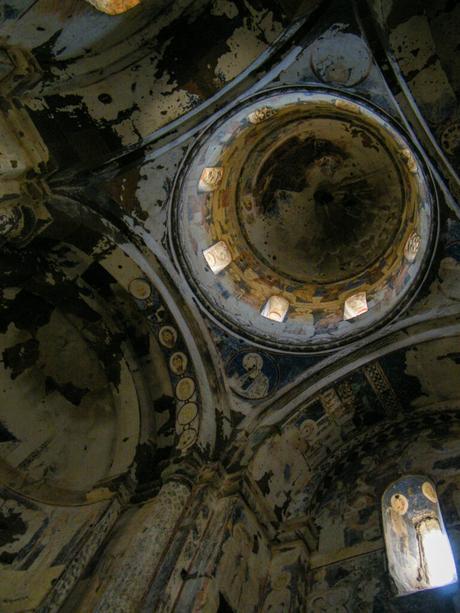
[0, 198, 176, 506]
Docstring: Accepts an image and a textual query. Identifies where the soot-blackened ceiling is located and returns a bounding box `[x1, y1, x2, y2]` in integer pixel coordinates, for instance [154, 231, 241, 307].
[0, 0, 459, 496]
[1, 1, 460, 610]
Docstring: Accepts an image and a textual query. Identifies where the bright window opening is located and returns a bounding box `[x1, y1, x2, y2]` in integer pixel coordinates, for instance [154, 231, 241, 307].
[416, 517, 457, 588]
[382, 475, 457, 596]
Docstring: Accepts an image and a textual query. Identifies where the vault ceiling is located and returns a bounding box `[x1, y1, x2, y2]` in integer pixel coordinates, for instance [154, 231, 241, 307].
[0, 1, 460, 610]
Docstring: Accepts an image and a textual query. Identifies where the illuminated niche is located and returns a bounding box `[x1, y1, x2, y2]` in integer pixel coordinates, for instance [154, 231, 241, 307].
[382, 475, 457, 596]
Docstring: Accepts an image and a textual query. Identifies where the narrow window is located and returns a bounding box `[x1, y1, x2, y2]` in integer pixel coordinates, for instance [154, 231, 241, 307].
[382, 475, 457, 595]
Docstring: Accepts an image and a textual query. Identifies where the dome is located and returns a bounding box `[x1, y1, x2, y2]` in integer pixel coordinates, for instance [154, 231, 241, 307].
[172, 88, 435, 352]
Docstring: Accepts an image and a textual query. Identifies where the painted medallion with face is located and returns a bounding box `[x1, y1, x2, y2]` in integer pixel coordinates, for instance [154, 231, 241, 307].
[159, 325, 177, 348]
[177, 402, 198, 427]
[169, 352, 188, 375]
[176, 377, 196, 401]
[177, 428, 197, 452]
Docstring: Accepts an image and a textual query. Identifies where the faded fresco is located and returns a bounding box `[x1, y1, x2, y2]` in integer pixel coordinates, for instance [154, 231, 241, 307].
[1, 0, 460, 611]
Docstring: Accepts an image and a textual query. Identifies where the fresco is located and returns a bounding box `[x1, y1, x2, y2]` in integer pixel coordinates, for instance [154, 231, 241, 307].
[172, 88, 434, 351]
[226, 350, 279, 400]
[1, 0, 460, 611]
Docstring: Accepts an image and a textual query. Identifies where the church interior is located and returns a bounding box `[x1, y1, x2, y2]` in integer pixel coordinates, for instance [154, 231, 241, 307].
[1, 0, 460, 611]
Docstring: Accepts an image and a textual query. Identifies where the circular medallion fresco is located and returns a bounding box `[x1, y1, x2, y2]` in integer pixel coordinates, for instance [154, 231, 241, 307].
[171, 88, 435, 352]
